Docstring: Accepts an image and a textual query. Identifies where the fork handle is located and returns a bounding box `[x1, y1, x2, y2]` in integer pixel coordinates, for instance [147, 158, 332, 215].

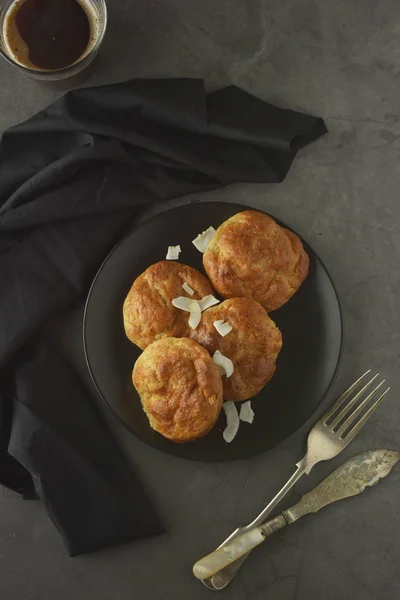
[200, 457, 309, 590]
[193, 516, 287, 580]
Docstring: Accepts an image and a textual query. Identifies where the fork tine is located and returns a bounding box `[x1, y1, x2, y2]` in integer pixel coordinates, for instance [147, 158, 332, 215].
[336, 380, 386, 436]
[340, 387, 390, 443]
[329, 373, 380, 429]
[322, 370, 372, 423]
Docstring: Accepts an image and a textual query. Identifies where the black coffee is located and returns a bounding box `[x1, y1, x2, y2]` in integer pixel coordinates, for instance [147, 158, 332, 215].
[5, 0, 93, 70]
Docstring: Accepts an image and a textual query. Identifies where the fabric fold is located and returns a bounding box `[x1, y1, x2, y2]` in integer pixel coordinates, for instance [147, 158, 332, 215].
[10, 339, 164, 556]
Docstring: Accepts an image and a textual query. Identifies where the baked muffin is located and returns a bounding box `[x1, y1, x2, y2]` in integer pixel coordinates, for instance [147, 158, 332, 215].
[190, 298, 282, 401]
[133, 337, 223, 442]
[123, 261, 214, 349]
[203, 210, 309, 311]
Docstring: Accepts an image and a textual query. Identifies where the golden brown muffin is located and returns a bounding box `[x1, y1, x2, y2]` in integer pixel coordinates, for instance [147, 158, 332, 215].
[203, 210, 309, 311]
[190, 298, 282, 401]
[133, 338, 223, 442]
[123, 261, 214, 349]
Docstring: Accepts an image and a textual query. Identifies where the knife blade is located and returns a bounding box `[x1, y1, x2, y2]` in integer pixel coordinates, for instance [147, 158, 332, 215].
[193, 449, 399, 580]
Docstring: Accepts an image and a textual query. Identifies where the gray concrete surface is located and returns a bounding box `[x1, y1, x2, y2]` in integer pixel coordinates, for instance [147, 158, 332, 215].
[1, 1, 400, 599]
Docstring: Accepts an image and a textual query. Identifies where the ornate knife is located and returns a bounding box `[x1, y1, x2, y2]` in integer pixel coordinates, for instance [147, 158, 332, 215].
[193, 449, 399, 580]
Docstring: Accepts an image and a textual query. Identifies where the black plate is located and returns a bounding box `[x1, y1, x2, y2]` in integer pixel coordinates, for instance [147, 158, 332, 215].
[83, 202, 343, 461]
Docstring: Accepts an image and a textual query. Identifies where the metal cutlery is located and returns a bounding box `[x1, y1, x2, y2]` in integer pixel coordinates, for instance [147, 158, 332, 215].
[200, 370, 390, 590]
[193, 449, 399, 579]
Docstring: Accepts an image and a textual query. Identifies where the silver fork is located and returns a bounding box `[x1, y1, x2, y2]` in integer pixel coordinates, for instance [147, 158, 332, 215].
[201, 370, 390, 590]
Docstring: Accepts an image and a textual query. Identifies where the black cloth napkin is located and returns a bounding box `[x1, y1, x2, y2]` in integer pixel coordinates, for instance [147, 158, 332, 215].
[0, 78, 327, 556]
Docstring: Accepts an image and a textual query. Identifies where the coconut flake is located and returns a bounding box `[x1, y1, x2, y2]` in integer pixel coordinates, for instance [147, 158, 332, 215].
[213, 319, 233, 337]
[192, 227, 216, 253]
[199, 294, 220, 311]
[166, 245, 181, 260]
[213, 350, 234, 378]
[172, 296, 202, 329]
[182, 282, 195, 296]
[222, 401, 240, 443]
[188, 301, 201, 329]
[239, 401, 255, 424]
[172, 296, 194, 312]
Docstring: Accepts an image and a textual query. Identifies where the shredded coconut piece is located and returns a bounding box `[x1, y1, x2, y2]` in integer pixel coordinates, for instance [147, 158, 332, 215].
[199, 295, 220, 311]
[213, 319, 233, 337]
[192, 227, 216, 253]
[188, 302, 201, 329]
[172, 296, 193, 312]
[223, 401, 240, 442]
[213, 350, 234, 378]
[182, 282, 195, 296]
[166, 245, 181, 260]
[239, 401, 255, 424]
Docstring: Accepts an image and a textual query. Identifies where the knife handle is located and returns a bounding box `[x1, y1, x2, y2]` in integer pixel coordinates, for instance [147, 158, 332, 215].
[193, 515, 287, 580]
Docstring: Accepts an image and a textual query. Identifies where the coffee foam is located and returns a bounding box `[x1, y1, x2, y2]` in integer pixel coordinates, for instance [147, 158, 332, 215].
[3, 0, 101, 71]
